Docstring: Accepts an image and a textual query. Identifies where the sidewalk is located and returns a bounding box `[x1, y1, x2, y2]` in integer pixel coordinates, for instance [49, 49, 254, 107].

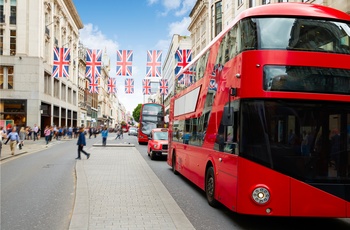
[0, 137, 66, 161]
[69, 137, 194, 229]
[1, 135, 194, 229]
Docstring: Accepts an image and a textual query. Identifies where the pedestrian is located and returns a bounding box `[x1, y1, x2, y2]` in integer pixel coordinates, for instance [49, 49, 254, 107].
[101, 127, 108, 146]
[0, 126, 8, 157]
[89, 127, 93, 139]
[19, 126, 26, 149]
[115, 129, 121, 139]
[76, 127, 90, 160]
[33, 124, 39, 141]
[37, 126, 41, 139]
[4, 127, 20, 155]
[44, 126, 51, 145]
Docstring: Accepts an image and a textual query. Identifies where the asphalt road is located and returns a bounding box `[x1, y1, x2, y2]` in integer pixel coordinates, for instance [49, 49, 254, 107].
[131, 134, 350, 230]
[1, 140, 76, 230]
[1, 134, 349, 230]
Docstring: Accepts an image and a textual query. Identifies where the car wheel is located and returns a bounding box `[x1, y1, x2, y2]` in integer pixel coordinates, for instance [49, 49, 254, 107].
[206, 166, 219, 207]
[150, 150, 155, 160]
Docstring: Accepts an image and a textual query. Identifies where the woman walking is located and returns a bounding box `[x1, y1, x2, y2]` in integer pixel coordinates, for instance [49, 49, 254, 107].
[44, 126, 51, 145]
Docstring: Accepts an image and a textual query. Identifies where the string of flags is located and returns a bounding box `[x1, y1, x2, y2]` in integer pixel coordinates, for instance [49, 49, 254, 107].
[52, 47, 193, 96]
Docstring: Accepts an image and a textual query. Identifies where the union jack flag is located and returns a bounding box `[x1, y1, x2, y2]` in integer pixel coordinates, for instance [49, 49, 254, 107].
[116, 50, 133, 76]
[52, 47, 70, 78]
[142, 79, 152, 95]
[209, 79, 217, 91]
[108, 78, 117, 93]
[159, 79, 168, 95]
[146, 50, 162, 77]
[125, 78, 134, 94]
[175, 49, 192, 75]
[85, 49, 102, 79]
[88, 75, 99, 93]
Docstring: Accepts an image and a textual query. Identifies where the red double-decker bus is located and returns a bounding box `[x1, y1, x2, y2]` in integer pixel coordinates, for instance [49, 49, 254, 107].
[167, 3, 350, 217]
[138, 103, 165, 144]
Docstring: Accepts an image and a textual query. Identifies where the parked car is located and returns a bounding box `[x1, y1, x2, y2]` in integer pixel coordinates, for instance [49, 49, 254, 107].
[128, 127, 138, 136]
[147, 128, 168, 160]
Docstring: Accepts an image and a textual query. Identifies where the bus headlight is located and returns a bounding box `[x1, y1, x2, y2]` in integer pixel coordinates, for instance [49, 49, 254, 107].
[252, 187, 270, 204]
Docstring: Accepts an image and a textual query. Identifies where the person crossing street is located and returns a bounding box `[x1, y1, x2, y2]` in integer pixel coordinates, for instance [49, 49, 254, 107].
[76, 127, 90, 160]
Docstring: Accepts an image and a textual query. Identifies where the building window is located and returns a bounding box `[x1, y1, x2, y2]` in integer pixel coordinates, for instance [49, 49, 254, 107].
[0, 29, 3, 55]
[215, 1, 222, 37]
[0, 1, 4, 23]
[249, 0, 256, 7]
[10, 30, 16, 55]
[54, 78, 59, 98]
[238, 0, 243, 6]
[68, 87, 72, 103]
[278, 0, 288, 2]
[10, 0, 16, 25]
[44, 72, 51, 95]
[0, 66, 14, 89]
[262, 0, 271, 4]
[61, 83, 66, 101]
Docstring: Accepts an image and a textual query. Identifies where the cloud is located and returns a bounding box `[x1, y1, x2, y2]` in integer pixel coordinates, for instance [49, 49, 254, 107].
[168, 17, 191, 37]
[175, 0, 196, 16]
[147, 0, 159, 5]
[79, 23, 119, 64]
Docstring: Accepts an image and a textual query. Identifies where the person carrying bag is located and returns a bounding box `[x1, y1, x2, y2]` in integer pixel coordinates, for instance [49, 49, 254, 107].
[5, 127, 20, 155]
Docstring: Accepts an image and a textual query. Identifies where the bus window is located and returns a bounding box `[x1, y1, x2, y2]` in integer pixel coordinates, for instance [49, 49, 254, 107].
[215, 101, 239, 154]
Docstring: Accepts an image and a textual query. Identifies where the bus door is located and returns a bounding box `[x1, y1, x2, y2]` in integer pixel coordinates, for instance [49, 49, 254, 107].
[214, 102, 239, 208]
[327, 112, 349, 179]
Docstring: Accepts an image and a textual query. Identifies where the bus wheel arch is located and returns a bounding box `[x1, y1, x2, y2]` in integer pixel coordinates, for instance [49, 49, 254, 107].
[172, 150, 178, 175]
[205, 164, 219, 208]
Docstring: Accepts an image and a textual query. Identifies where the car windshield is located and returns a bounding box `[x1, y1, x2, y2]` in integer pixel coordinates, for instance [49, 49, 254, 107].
[153, 132, 168, 140]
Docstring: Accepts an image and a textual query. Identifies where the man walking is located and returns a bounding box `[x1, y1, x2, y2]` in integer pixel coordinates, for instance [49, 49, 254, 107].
[33, 124, 39, 141]
[101, 127, 108, 146]
[5, 127, 20, 155]
[76, 127, 90, 160]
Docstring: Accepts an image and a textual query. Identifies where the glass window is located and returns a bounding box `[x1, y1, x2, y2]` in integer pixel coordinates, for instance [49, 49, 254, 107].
[7, 66, 13, 89]
[10, 0, 16, 25]
[241, 99, 350, 187]
[10, 30, 16, 55]
[153, 131, 168, 140]
[264, 65, 350, 95]
[0, 66, 3, 89]
[0, 29, 4, 55]
[257, 18, 350, 54]
[215, 1, 222, 37]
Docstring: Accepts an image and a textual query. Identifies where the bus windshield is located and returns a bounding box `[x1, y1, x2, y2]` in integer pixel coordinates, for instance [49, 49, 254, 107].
[256, 17, 350, 53]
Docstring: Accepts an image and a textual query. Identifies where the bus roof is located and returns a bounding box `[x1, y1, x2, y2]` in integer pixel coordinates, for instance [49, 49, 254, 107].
[239, 3, 350, 22]
[176, 3, 350, 80]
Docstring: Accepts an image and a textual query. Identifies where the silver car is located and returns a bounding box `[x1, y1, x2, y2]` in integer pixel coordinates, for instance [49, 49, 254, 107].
[128, 127, 138, 136]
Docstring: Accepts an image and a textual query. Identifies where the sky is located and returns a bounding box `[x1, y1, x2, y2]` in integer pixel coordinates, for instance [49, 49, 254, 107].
[73, 0, 196, 113]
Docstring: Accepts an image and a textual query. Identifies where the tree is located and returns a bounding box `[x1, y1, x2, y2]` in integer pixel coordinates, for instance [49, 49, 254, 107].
[132, 104, 142, 122]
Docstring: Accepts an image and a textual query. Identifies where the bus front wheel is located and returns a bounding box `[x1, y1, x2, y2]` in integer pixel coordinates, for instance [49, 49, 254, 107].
[206, 166, 219, 207]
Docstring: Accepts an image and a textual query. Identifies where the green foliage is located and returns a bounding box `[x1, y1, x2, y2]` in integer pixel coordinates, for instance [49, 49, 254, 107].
[132, 104, 142, 122]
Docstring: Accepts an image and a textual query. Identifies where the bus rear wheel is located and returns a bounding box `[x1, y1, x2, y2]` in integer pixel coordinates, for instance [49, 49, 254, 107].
[172, 153, 178, 175]
[206, 166, 219, 207]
